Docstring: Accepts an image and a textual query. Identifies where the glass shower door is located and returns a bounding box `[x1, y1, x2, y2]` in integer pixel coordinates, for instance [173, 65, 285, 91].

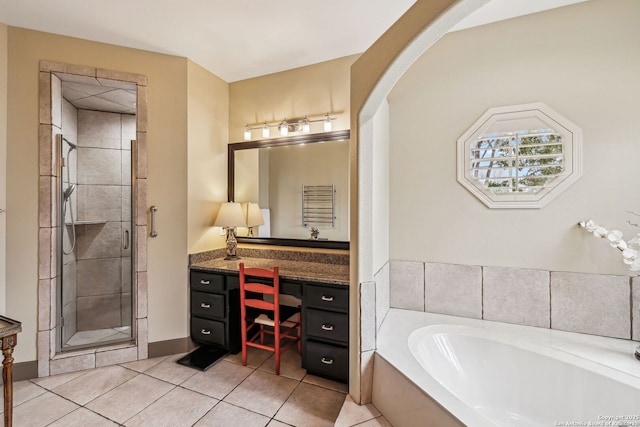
[58, 107, 135, 351]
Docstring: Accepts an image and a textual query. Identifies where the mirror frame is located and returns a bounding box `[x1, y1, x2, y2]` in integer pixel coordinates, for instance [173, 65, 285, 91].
[228, 129, 350, 250]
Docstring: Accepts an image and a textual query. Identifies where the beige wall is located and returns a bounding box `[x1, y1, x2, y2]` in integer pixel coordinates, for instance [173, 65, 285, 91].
[0, 23, 7, 313]
[387, 0, 640, 276]
[229, 54, 357, 141]
[187, 60, 229, 254]
[6, 27, 191, 362]
[234, 149, 260, 204]
[371, 100, 389, 275]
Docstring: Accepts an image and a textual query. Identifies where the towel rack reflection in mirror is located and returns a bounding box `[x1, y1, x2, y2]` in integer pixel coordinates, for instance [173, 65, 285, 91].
[302, 184, 335, 227]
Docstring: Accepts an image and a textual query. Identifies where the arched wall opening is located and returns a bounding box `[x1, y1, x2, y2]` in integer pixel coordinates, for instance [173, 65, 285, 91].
[348, 0, 491, 403]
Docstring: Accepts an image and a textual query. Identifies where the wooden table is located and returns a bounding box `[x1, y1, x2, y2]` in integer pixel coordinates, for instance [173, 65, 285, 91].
[0, 316, 21, 427]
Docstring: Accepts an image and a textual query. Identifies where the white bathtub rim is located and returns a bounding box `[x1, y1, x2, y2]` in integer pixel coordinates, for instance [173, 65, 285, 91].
[376, 309, 640, 427]
[408, 323, 640, 390]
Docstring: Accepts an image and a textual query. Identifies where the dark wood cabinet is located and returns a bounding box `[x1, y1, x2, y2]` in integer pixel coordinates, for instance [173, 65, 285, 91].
[188, 268, 349, 383]
[189, 269, 240, 354]
[301, 282, 349, 383]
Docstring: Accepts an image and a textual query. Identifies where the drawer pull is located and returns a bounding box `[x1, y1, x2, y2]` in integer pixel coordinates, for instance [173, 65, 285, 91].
[321, 324, 334, 331]
[321, 357, 334, 365]
[200, 280, 211, 285]
[200, 329, 211, 335]
[200, 303, 211, 309]
[321, 295, 334, 302]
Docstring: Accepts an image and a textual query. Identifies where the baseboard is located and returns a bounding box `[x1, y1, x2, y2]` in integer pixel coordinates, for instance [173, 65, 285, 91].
[4, 339, 195, 383]
[148, 337, 197, 358]
[10, 361, 38, 382]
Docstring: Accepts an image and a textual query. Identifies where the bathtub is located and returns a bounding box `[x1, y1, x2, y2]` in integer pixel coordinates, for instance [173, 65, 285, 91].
[374, 309, 640, 427]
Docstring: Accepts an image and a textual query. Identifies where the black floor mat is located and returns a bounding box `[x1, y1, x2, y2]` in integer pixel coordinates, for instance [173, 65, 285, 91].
[176, 346, 230, 371]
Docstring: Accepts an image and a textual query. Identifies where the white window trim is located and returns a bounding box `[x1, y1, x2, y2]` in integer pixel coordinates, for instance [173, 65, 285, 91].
[457, 102, 582, 209]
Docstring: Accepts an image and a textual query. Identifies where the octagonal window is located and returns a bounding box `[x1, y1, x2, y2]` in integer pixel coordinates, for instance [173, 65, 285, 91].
[457, 103, 582, 208]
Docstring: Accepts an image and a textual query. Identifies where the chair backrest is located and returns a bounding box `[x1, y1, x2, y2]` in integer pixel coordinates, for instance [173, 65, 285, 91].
[239, 263, 280, 319]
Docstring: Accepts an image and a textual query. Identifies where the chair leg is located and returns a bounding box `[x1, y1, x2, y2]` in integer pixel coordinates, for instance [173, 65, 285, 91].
[275, 325, 281, 375]
[241, 322, 248, 367]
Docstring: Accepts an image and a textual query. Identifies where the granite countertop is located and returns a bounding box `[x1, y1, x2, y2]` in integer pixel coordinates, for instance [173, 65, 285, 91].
[190, 257, 350, 286]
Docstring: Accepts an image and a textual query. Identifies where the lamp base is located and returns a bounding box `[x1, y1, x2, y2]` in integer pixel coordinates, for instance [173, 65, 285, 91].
[224, 227, 239, 260]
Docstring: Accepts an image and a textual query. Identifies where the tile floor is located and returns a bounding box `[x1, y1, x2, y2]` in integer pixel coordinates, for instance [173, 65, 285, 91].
[3, 347, 391, 426]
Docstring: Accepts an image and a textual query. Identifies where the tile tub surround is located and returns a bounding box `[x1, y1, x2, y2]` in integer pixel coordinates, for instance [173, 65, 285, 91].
[7, 347, 389, 426]
[388, 260, 638, 342]
[424, 262, 482, 319]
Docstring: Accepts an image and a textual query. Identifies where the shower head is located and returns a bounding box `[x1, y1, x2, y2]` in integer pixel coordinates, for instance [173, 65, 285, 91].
[63, 137, 77, 151]
[63, 184, 76, 201]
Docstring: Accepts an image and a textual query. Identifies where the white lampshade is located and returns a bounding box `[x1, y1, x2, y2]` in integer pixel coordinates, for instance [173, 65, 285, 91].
[246, 202, 265, 227]
[214, 202, 247, 228]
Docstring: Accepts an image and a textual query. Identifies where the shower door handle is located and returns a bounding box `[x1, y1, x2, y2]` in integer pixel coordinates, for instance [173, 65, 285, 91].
[150, 206, 158, 238]
[123, 229, 130, 250]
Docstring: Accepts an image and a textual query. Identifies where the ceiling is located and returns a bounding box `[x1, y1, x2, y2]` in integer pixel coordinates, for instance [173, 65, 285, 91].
[58, 73, 137, 114]
[0, 0, 587, 83]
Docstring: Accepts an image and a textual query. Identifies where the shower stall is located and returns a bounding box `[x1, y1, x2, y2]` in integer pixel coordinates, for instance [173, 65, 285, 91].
[57, 82, 136, 351]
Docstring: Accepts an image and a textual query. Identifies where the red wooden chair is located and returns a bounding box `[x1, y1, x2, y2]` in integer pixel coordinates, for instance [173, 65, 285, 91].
[239, 263, 301, 375]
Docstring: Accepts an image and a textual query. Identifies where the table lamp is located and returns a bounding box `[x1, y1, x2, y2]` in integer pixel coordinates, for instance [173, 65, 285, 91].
[246, 202, 264, 237]
[214, 202, 247, 260]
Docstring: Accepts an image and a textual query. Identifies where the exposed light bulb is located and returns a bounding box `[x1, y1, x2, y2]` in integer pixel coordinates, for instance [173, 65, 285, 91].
[280, 120, 289, 136]
[323, 113, 332, 132]
[262, 122, 269, 138]
[302, 116, 310, 133]
[244, 125, 251, 140]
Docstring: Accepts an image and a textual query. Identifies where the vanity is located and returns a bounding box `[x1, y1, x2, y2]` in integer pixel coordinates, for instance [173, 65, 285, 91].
[185, 129, 351, 382]
[188, 251, 350, 383]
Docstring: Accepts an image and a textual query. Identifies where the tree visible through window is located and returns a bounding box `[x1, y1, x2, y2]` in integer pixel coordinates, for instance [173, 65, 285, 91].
[457, 103, 582, 209]
[470, 130, 564, 193]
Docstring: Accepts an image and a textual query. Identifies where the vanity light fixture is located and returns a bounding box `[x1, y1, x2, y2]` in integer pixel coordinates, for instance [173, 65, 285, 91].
[279, 119, 289, 137]
[214, 202, 247, 260]
[243, 113, 336, 140]
[302, 116, 311, 133]
[323, 113, 332, 132]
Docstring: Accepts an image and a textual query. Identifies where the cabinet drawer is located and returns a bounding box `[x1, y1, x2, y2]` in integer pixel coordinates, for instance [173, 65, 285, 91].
[304, 284, 348, 312]
[305, 308, 349, 343]
[303, 340, 348, 383]
[191, 317, 225, 346]
[191, 291, 225, 319]
[191, 271, 225, 292]
[281, 280, 303, 299]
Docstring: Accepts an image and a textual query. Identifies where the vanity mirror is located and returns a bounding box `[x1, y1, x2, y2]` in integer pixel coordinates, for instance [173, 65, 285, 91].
[228, 130, 350, 249]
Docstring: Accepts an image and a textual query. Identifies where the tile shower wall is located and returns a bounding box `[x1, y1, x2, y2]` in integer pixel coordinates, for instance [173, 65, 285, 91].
[75, 110, 134, 331]
[387, 260, 638, 341]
